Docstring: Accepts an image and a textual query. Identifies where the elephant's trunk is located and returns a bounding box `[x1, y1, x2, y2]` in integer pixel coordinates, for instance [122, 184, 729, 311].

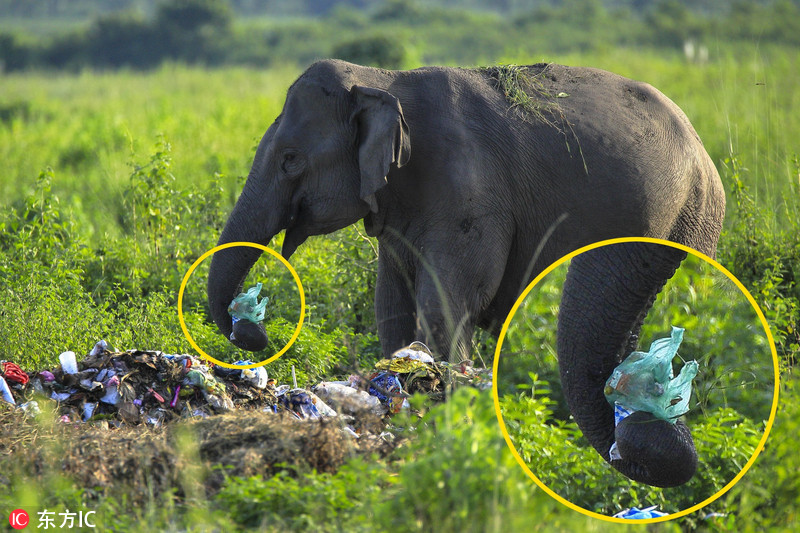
[556, 242, 696, 487]
[207, 183, 282, 352]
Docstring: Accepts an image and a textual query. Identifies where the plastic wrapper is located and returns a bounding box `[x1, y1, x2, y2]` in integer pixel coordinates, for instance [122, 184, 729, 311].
[313, 381, 385, 416]
[18, 400, 41, 417]
[214, 360, 269, 389]
[1, 361, 29, 385]
[368, 371, 405, 414]
[604, 326, 698, 423]
[82, 402, 97, 422]
[374, 358, 430, 374]
[278, 389, 322, 419]
[228, 282, 269, 324]
[89, 339, 108, 357]
[390, 342, 435, 363]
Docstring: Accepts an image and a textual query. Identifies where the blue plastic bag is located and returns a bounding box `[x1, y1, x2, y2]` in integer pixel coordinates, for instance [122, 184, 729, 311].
[613, 506, 668, 519]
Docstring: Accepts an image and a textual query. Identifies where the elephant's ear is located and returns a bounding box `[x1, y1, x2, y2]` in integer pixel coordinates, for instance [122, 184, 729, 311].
[350, 85, 411, 213]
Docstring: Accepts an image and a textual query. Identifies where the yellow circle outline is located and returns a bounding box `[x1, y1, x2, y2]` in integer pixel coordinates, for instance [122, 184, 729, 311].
[491, 236, 780, 524]
[177, 241, 306, 369]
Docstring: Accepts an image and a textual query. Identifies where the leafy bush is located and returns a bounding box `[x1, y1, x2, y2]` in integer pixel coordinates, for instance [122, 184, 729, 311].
[718, 156, 800, 367]
[216, 462, 388, 531]
[331, 35, 406, 69]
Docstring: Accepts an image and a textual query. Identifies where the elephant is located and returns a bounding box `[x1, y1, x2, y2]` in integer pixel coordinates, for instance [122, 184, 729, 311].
[206, 59, 725, 487]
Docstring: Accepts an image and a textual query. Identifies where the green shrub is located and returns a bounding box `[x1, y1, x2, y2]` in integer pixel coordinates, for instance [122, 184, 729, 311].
[331, 35, 406, 69]
[501, 376, 763, 517]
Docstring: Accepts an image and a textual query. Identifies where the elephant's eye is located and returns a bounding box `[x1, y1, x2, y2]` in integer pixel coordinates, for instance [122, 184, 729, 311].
[281, 152, 304, 176]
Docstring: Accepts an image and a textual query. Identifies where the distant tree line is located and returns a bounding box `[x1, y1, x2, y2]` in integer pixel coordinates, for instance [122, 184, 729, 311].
[3, 0, 798, 18]
[2, 0, 800, 72]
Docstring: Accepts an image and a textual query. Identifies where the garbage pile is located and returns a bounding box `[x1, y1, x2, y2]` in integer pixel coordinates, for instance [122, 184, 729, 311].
[0, 340, 492, 431]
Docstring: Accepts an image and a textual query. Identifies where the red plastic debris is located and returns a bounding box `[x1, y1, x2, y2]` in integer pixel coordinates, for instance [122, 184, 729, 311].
[1, 362, 29, 385]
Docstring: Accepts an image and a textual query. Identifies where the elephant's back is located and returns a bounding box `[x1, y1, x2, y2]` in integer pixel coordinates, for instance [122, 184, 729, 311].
[523, 63, 723, 251]
[526, 63, 704, 161]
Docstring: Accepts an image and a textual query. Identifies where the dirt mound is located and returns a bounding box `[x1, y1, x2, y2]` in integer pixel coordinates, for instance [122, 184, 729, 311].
[1, 403, 391, 506]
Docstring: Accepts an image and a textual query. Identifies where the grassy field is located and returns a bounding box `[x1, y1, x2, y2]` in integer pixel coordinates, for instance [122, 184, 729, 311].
[1, 40, 799, 531]
[2, 46, 798, 227]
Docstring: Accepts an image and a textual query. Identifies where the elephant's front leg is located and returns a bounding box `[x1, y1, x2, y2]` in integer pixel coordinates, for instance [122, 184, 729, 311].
[414, 278, 475, 363]
[375, 246, 417, 357]
[413, 232, 511, 362]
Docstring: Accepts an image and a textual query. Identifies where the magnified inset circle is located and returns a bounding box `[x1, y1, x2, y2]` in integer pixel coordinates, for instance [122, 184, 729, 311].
[177, 241, 306, 369]
[492, 237, 779, 523]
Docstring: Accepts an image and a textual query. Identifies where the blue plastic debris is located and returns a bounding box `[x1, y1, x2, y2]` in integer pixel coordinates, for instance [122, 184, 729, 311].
[613, 506, 668, 519]
[278, 389, 321, 419]
[0, 375, 15, 405]
[368, 371, 405, 413]
[213, 360, 269, 389]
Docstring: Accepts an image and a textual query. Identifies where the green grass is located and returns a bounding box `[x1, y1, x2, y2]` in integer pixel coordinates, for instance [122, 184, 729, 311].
[0, 65, 296, 235]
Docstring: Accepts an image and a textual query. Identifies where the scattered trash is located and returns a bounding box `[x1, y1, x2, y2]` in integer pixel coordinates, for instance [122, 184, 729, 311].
[277, 388, 326, 419]
[368, 371, 406, 414]
[0, 340, 492, 445]
[89, 339, 108, 357]
[228, 282, 269, 325]
[18, 400, 41, 417]
[613, 506, 668, 519]
[604, 326, 698, 423]
[243, 365, 269, 389]
[0, 342, 284, 426]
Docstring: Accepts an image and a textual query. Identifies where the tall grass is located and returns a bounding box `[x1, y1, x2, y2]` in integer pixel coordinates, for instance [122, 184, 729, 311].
[1, 65, 296, 234]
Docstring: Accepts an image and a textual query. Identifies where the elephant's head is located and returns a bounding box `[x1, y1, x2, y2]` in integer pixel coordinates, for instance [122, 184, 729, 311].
[557, 241, 698, 487]
[208, 62, 410, 351]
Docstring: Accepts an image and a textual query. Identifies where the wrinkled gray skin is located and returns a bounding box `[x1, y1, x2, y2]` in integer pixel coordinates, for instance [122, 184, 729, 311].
[207, 60, 725, 487]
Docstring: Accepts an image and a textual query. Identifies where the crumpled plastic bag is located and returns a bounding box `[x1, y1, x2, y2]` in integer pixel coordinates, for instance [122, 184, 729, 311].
[228, 283, 269, 324]
[277, 388, 335, 419]
[1, 361, 29, 385]
[604, 326, 698, 423]
[313, 381, 386, 417]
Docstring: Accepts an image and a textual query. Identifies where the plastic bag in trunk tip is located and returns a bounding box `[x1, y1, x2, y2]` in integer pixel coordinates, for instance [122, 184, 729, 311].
[604, 326, 698, 423]
[228, 282, 269, 324]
